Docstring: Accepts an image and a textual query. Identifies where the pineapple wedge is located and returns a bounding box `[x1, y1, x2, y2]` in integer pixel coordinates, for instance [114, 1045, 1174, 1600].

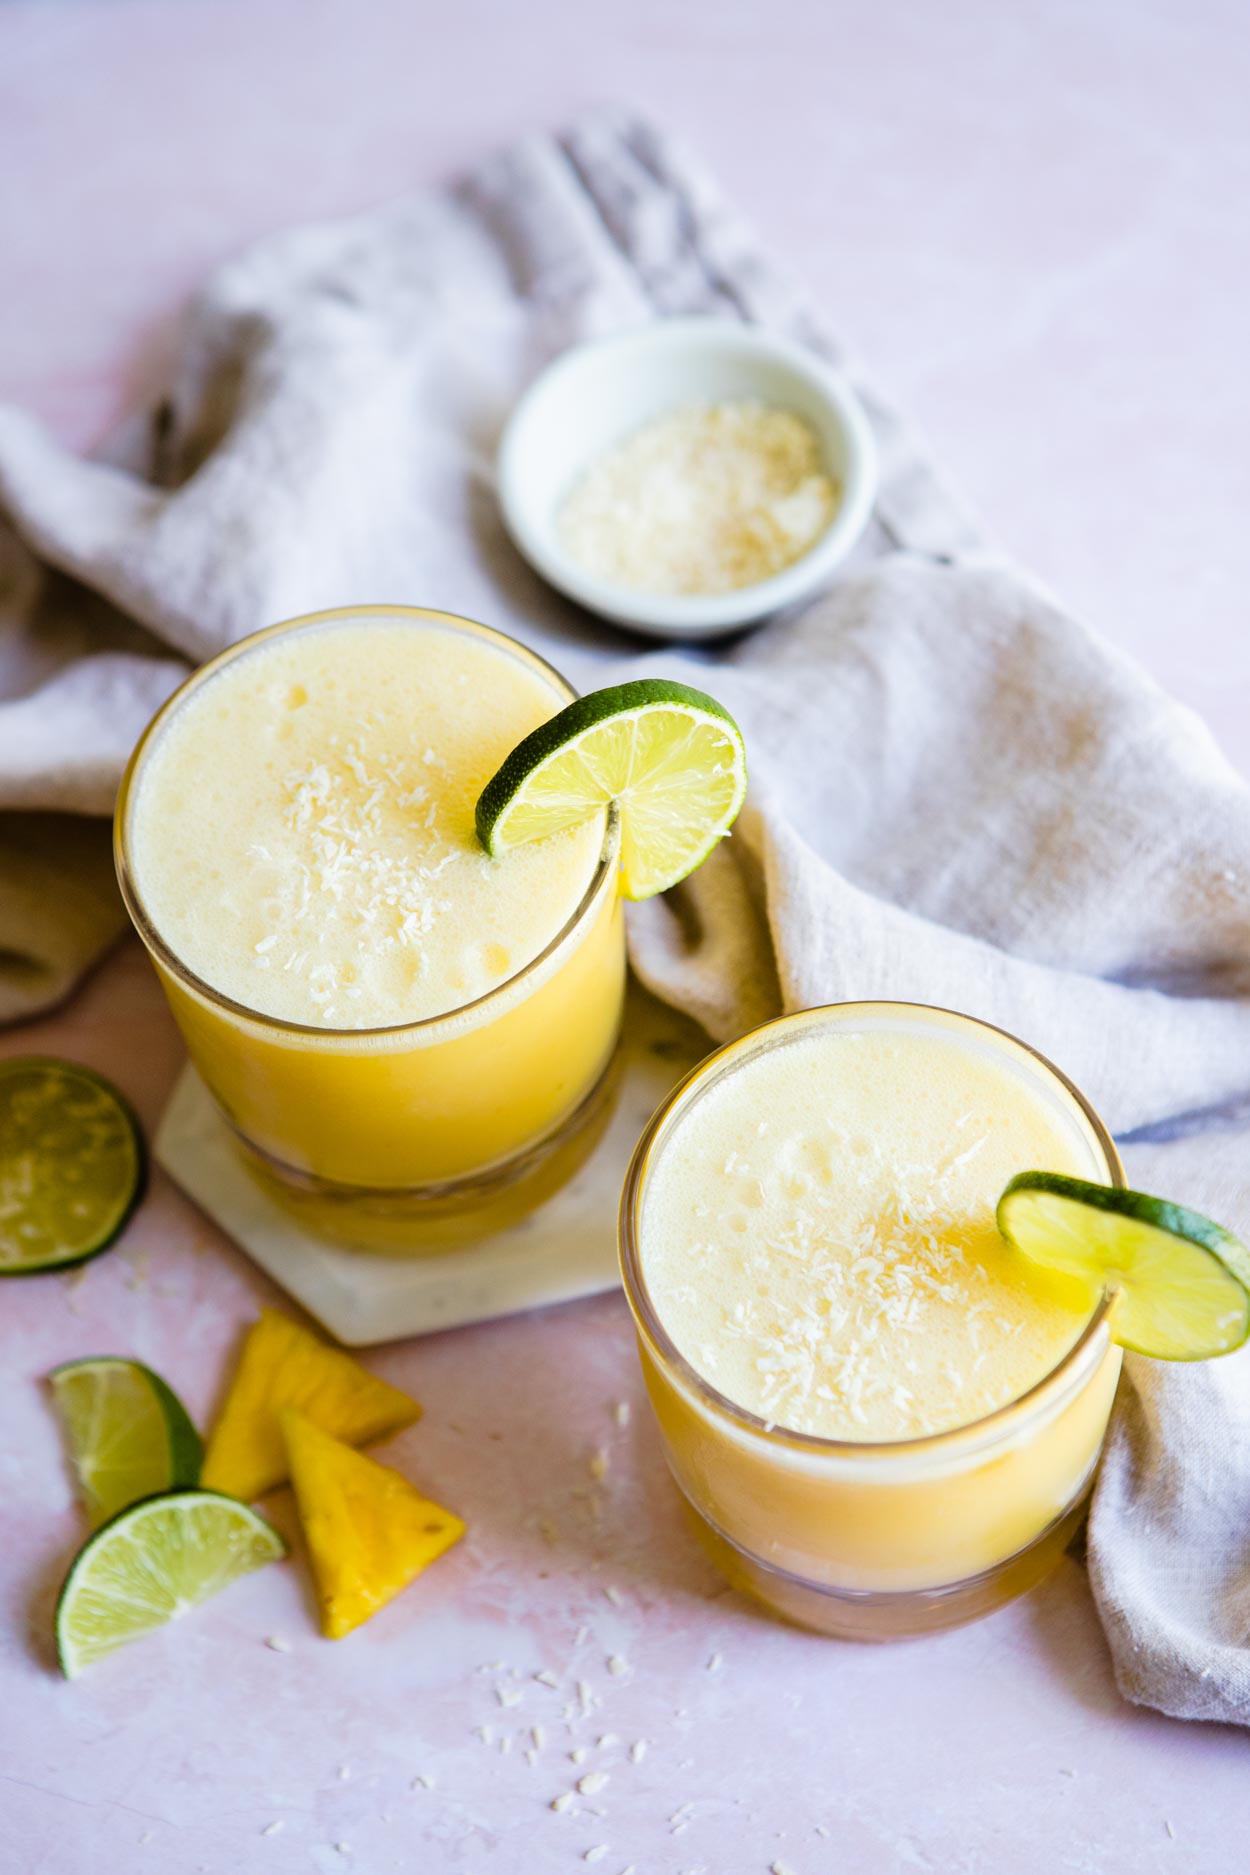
[281, 1410, 465, 1638]
[202, 1310, 421, 1502]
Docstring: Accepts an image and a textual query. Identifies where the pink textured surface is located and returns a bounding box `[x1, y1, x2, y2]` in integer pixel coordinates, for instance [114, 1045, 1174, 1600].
[3, 3, 1250, 1872]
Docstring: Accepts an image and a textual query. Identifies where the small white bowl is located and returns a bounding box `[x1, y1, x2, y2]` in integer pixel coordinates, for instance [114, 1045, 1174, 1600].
[497, 318, 878, 641]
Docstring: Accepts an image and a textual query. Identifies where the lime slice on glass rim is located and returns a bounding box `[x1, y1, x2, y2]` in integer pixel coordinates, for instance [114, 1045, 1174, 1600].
[475, 679, 747, 900]
[48, 1358, 203, 1528]
[997, 1171, 1250, 1361]
[0, 1058, 144, 1276]
[55, 1489, 285, 1677]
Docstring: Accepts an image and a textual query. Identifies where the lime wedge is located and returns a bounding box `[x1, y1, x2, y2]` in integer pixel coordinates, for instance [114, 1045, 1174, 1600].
[475, 679, 747, 900]
[0, 1058, 144, 1276]
[48, 1358, 203, 1527]
[997, 1171, 1250, 1360]
[55, 1489, 285, 1677]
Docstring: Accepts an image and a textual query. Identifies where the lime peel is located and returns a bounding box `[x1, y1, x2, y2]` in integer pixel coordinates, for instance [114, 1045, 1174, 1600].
[997, 1171, 1250, 1362]
[474, 678, 747, 901]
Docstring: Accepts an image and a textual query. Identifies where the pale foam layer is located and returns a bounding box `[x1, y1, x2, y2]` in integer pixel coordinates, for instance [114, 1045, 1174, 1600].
[640, 1024, 1102, 1441]
[129, 618, 605, 1028]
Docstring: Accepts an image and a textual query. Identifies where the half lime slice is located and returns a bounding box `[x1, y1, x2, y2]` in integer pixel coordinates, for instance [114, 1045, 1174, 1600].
[48, 1358, 203, 1528]
[997, 1171, 1250, 1360]
[56, 1489, 285, 1677]
[475, 679, 747, 900]
[0, 1058, 144, 1276]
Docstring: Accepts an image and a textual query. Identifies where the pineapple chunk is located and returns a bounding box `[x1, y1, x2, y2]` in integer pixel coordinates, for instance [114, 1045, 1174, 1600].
[281, 1410, 465, 1638]
[202, 1309, 421, 1501]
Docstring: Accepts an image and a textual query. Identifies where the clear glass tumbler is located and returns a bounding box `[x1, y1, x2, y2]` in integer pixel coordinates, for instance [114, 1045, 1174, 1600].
[115, 606, 627, 1252]
[619, 1002, 1123, 1638]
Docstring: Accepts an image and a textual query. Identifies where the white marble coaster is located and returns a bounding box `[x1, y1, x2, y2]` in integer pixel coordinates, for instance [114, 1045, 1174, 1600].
[154, 988, 707, 1346]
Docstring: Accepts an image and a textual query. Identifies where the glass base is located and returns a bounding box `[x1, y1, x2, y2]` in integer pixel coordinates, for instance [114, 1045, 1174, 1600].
[681, 1484, 1093, 1641]
[230, 1049, 622, 1256]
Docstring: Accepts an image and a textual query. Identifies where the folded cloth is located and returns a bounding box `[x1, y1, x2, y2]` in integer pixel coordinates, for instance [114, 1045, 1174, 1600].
[3, 110, 1250, 1724]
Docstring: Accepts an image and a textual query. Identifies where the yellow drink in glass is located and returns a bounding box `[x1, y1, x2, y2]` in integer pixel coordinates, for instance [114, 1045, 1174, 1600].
[619, 1003, 1123, 1637]
[116, 606, 626, 1250]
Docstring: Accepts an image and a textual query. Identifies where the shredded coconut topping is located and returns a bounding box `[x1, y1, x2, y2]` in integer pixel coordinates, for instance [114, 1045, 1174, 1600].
[244, 738, 454, 1003]
[641, 1029, 1100, 1441]
[129, 618, 605, 1030]
[559, 399, 838, 596]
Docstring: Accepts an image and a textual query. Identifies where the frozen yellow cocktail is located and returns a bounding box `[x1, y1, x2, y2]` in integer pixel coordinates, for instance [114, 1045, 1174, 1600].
[116, 606, 625, 1249]
[619, 1002, 1123, 1637]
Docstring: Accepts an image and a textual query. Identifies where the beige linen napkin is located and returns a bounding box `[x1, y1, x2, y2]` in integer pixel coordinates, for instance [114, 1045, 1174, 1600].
[3, 111, 1249, 1724]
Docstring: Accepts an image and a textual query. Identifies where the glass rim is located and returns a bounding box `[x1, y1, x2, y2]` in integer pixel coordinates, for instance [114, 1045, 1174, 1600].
[618, 998, 1125, 1462]
[113, 602, 620, 1043]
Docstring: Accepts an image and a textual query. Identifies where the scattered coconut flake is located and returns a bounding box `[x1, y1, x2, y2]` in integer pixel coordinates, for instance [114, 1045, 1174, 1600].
[603, 1585, 624, 1607]
[578, 1772, 609, 1796]
[630, 1740, 648, 1763]
[532, 1725, 547, 1750]
[496, 1686, 522, 1708]
[411, 1774, 434, 1791]
[534, 1670, 559, 1688]
[606, 1655, 628, 1678]
[337, 1765, 351, 1782]
[575, 1625, 590, 1645]
[584, 1849, 608, 1866]
[571, 1748, 588, 1765]
[589, 1448, 610, 1481]
[261, 1821, 284, 1838]
[772, 1862, 799, 1875]
[525, 1749, 538, 1766]
[706, 1652, 724, 1672]
[474, 1725, 493, 1745]
[1166, 1821, 1176, 1840]
[264, 1635, 291, 1653]
[614, 1400, 632, 1426]
[551, 1793, 575, 1814]
[577, 1680, 595, 1714]
[598, 1733, 620, 1748]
